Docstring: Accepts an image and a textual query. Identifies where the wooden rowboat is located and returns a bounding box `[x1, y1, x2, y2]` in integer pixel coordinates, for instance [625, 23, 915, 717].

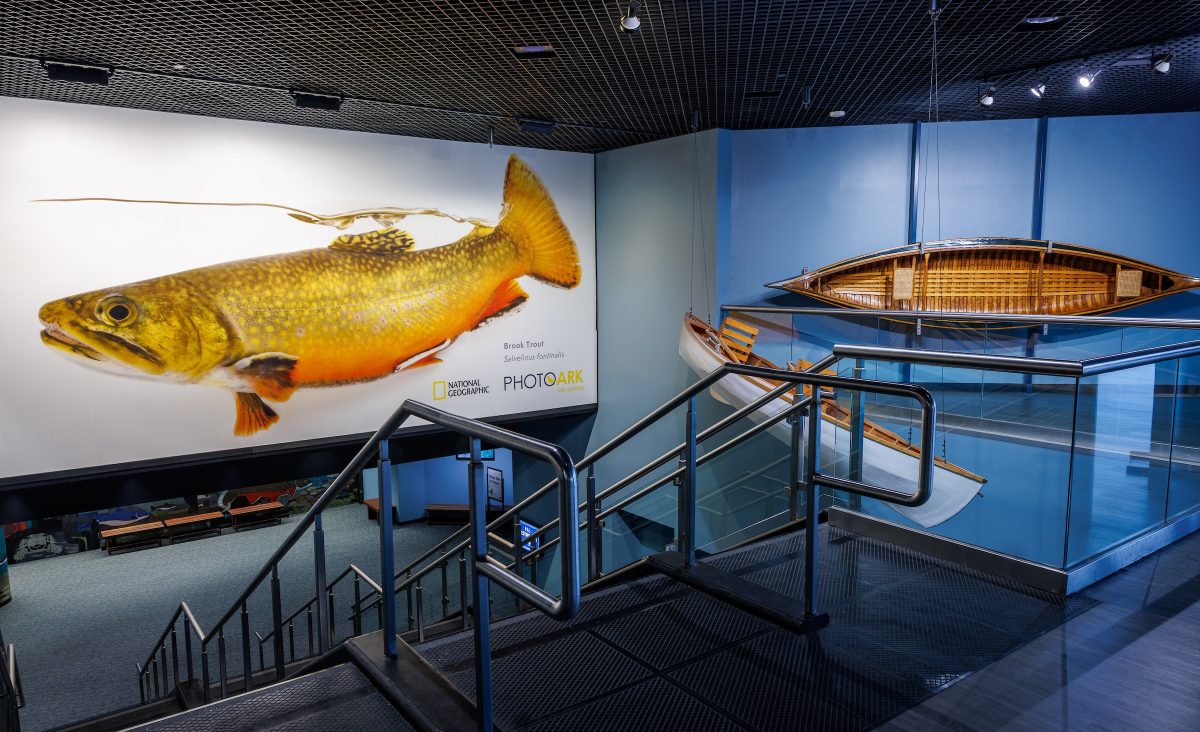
[679, 313, 986, 528]
[767, 237, 1200, 315]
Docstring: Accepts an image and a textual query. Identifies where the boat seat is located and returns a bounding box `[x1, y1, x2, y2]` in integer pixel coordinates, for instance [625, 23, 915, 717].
[719, 317, 758, 363]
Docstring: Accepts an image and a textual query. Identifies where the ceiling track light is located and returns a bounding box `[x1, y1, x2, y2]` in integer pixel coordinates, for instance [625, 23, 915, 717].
[802, 85, 812, 110]
[620, 2, 641, 32]
[1152, 50, 1174, 74]
[978, 83, 995, 107]
[1030, 81, 1046, 98]
[290, 90, 344, 111]
[1077, 70, 1097, 88]
[41, 59, 113, 85]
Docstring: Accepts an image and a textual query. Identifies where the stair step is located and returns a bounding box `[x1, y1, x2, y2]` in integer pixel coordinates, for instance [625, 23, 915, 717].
[125, 663, 414, 731]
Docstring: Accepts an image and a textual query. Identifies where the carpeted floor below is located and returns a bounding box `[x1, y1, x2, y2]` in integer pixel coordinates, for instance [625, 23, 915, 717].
[0, 503, 460, 732]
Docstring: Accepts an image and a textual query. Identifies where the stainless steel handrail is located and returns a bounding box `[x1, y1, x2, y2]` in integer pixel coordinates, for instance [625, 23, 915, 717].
[1080, 339, 1200, 375]
[256, 564, 382, 653]
[725, 305, 1200, 330]
[0, 630, 23, 713]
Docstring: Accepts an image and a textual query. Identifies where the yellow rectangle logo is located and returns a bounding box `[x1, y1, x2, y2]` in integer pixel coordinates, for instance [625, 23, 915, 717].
[432, 381, 447, 400]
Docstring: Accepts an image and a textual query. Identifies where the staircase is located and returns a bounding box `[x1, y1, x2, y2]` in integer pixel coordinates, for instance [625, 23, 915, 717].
[65, 359, 1068, 731]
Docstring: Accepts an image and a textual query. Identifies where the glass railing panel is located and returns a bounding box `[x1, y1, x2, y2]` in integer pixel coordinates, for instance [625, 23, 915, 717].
[841, 358, 1075, 567]
[1168, 354, 1200, 521]
[1067, 362, 1177, 566]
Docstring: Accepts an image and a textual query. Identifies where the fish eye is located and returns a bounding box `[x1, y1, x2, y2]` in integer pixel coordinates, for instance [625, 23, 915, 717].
[96, 296, 138, 327]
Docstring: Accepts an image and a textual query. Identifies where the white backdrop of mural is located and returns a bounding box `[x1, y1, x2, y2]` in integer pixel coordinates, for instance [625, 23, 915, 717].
[0, 97, 596, 480]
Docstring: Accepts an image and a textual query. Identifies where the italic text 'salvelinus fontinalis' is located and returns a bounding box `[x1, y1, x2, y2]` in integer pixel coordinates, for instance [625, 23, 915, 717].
[37, 156, 580, 436]
[767, 237, 1200, 315]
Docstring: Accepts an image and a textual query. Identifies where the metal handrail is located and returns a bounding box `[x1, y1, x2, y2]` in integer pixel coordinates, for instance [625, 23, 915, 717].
[137, 399, 580, 730]
[832, 339, 1200, 377]
[725, 305, 1200, 330]
[374, 354, 839, 599]
[256, 563, 382, 655]
[0, 630, 23, 713]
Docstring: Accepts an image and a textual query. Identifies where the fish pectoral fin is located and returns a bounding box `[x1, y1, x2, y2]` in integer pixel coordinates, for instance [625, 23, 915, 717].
[473, 280, 529, 330]
[329, 228, 416, 254]
[394, 339, 453, 373]
[234, 352, 299, 402]
[234, 392, 279, 436]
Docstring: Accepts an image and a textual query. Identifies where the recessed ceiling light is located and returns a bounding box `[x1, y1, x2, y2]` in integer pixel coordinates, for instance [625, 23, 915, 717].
[172, 63, 186, 70]
[290, 90, 344, 111]
[518, 118, 557, 135]
[511, 44, 557, 59]
[744, 90, 781, 100]
[829, 110, 846, 118]
[1015, 15, 1068, 31]
[41, 60, 113, 85]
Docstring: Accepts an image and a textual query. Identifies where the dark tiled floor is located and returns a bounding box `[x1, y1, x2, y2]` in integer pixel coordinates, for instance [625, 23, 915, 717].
[882, 531, 1200, 732]
[414, 525, 1105, 731]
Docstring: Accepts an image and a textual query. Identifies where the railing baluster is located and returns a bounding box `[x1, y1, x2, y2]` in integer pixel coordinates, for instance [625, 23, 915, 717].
[680, 395, 698, 566]
[313, 513, 329, 655]
[256, 633, 264, 672]
[327, 586, 337, 643]
[271, 564, 286, 679]
[353, 574, 363, 637]
[136, 663, 145, 705]
[378, 441, 398, 658]
[468, 436, 493, 732]
[151, 657, 160, 699]
[440, 549, 450, 619]
[184, 624, 194, 686]
[217, 627, 228, 699]
[804, 394, 822, 621]
[240, 601, 253, 691]
[460, 551, 469, 631]
[159, 642, 168, 696]
[586, 464, 600, 581]
[169, 628, 179, 689]
[306, 606, 314, 658]
[789, 385, 803, 522]
[288, 620, 295, 662]
[406, 585, 414, 630]
[201, 645, 211, 703]
[415, 582, 425, 643]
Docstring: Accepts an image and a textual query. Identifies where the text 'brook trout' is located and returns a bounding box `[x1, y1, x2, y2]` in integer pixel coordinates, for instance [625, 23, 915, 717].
[38, 155, 581, 435]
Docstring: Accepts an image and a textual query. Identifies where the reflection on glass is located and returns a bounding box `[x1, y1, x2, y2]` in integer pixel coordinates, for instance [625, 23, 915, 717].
[1168, 355, 1200, 521]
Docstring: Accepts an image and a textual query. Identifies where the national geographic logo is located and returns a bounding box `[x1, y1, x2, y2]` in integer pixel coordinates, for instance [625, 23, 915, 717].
[433, 379, 490, 400]
[503, 369, 585, 394]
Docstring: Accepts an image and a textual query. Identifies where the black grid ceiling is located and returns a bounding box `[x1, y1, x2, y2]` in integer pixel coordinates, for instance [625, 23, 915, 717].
[1, 1, 1199, 153]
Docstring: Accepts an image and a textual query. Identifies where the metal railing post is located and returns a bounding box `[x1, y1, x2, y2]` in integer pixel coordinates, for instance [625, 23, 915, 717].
[136, 664, 145, 705]
[440, 548, 450, 619]
[159, 643, 167, 696]
[313, 513, 329, 655]
[271, 564, 286, 679]
[415, 582, 426, 644]
[217, 628, 228, 699]
[459, 551, 469, 630]
[170, 627, 179, 689]
[586, 464, 600, 580]
[468, 436, 493, 732]
[681, 395, 698, 566]
[378, 440, 398, 658]
[240, 602, 253, 691]
[804, 396, 822, 620]
[788, 385, 803, 522]
[201, 645, 211, 703]
[184, 624, 194, 685]
[849, 359, 865, 511]
[353, 575, 363, 637]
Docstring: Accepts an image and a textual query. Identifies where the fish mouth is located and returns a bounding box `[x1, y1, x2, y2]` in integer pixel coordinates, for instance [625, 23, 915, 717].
[40, 322, 104, 361]
[40, 320, 165, 371]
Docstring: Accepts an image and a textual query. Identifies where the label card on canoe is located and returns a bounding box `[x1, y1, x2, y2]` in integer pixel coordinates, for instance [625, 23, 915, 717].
[1116, 269, 1143, 298]
[893, 268, 915, 300]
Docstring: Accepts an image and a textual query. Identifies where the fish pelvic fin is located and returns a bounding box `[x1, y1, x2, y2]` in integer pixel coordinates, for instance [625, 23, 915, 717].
[329, 228, 416, 255]
[499, 155, 581, 288]
[234, 353, 299, 402]
[474, 280, 529, 330]
[234, 392, 279, 436]
[394, 339, 453, 373]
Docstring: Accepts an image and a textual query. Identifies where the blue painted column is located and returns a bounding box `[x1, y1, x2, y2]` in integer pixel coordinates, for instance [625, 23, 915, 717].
[1031, 117, 1048, 240]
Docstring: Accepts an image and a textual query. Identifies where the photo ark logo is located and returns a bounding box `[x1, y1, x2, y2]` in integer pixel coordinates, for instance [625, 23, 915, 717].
[503, 369, 585, 394]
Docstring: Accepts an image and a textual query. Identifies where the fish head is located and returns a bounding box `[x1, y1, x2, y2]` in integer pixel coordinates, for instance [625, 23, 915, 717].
[38, 276, 236, 381]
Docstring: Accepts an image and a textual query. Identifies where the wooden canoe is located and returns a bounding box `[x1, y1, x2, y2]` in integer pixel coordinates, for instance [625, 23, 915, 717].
[679, 313, 986, 527]
[767, 238, 1200, 315]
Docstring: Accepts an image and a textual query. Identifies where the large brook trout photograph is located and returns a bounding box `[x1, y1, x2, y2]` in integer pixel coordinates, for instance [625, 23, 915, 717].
[36, 155, 581, 436]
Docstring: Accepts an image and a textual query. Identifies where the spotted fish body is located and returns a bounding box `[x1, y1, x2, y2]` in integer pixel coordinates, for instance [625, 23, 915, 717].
[37, 155, 580, 435]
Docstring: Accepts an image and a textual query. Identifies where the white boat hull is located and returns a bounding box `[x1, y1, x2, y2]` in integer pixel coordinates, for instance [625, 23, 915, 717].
[678, 320, 982, 527]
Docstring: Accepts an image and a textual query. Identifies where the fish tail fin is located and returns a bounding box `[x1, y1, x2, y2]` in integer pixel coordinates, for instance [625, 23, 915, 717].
[499, 155, 581, 288]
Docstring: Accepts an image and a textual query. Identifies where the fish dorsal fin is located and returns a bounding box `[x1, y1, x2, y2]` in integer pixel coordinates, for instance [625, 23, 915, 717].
[329, 228, 415, 254]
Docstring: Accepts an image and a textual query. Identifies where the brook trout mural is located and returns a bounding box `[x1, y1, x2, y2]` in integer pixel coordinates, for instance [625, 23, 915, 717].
[37, 155, 580, 436]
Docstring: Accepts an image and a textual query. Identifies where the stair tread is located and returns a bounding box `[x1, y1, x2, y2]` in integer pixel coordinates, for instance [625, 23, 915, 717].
[126, 663, 413, 732]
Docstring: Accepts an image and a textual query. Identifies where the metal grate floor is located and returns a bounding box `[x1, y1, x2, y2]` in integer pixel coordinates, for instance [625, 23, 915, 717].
[415, 525, 1097, 731]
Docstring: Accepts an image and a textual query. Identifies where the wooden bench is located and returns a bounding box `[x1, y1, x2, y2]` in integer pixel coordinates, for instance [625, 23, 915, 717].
[164, 512, 226, 544]
[100, 521, 166, 555]
[364, 497, 403, 525]
[228, 501, 287, 532]
[425, 504, 511, 526]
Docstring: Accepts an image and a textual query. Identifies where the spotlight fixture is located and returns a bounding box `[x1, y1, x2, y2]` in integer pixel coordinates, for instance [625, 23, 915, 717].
[41, 59, 113, 85]
[620, 2, 640, 32]
[1077, 71, 1096, 88]
[1030, 81, 1046, 98]
[828, 110, 846, 119]
[1152, 50, 1174, 74]
[978, 84, 995, 107]
[802, 85, 812, 110]
[518, 118, 557, 135]
[290, 90, 344, 111]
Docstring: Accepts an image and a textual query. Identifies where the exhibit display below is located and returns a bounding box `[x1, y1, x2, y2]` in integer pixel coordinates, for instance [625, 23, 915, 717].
[768, 237, 1200, 316]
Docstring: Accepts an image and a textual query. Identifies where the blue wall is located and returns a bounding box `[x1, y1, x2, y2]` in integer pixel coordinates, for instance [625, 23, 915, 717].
[726, 124, 911, 305]
[720, 111, 1200, 308]
[363, 449, 514, 522]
